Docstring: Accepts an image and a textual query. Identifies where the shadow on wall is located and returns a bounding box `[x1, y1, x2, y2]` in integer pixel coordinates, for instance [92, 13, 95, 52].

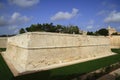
[0, 37, 7, 48]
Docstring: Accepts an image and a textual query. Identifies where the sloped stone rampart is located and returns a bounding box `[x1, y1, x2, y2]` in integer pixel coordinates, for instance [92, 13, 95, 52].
[1, 32, 115, 76]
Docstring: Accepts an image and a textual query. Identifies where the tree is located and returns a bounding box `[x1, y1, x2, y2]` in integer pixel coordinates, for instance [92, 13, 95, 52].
[112, 32, 118, 35]
[56, 24, 63, 33]
[19, 28, 25, 34]
[20, 23, 80, 34]
[87, 31, 94, 35]
[26, 27, 31, 32]
[97, 28, 108, 36]
[67, 25, 79, 34]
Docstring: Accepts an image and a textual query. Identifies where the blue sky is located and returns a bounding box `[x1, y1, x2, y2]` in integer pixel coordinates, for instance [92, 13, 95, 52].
[0, 0, 120, 34]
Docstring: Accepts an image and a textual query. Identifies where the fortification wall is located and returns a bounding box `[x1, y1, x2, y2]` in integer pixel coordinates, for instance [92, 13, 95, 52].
[2, 32, 115, 76]
[0, 37, 7, 48]
[110, 36, 120, 48]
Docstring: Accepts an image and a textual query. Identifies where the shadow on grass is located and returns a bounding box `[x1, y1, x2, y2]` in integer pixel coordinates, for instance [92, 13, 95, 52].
[0, 54, 14, 80]
[111, 48, 120, 54]
[15, 71, 85, 80]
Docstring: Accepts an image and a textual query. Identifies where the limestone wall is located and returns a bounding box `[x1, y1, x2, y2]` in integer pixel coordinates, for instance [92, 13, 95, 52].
[110, 36, 120, 48]
[0, 37, 7, 48]
[2, 32, 114, 76]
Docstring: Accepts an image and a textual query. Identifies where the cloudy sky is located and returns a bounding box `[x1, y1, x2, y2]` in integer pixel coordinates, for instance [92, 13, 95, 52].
[0, 0, 120, 34]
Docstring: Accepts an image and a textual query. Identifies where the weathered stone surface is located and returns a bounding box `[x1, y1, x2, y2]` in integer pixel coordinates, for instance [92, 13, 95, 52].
[1, 32, 115, 76]
[110, 36, 120, 48]
[0, 37, 7, 48]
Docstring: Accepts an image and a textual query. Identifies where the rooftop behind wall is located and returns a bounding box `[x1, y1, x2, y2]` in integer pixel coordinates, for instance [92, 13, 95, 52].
[2, 32, 115, 76]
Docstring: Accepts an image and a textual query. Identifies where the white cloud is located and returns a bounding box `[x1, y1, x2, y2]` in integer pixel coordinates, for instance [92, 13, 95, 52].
[9, 0, 40, 7]
[86, 25, 93, 29]
[86, 20, 94, 30]
[104, 10, 120, 23]
[0, 13, 30, 34]
[51, 8, 79, 21]
[10, 12, 30, 25]
[0, 12, 31, 27]
[11, 12, 20, 20]
[0, 12, 31, 34]
[8, 26, 20, 34]
[88, 20, 94, 25]
[14, 28, 19, 34]
[8, 26, 17, 30]
[0, 16, 9, 26]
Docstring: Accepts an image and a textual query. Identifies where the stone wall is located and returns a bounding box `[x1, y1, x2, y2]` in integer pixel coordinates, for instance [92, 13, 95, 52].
[0, 37, 7, 48]
[110, 36, 120, 48]
[2, 32, 115, 76]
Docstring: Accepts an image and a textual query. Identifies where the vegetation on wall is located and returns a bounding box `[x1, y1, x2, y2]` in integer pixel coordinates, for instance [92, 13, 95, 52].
[96, 28, 108, 36]
[112, 32, 120, 35]
[19, 28, 26, 34]
[0, 34, 16, 37]
[19, 23, 80, 34]
[87, 28, 108, 36]
[87, 31, 94, 35]
[18, 22, 110, 36]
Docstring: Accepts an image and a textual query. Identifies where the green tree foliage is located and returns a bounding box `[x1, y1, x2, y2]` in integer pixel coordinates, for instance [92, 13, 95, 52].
[19, 28, 25, 34]
[96, 28, 108, 36]
[19, 23, 80, 34]
[112, 32, 118, 35]
[68, 25, 79, 34]
[87, 31, 94, 35]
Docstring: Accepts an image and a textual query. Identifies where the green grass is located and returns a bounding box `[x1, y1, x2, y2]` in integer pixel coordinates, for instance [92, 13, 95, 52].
[0, 48, 120, 80]
[115, 76, 120, 80]
[111, 48, 120, 54]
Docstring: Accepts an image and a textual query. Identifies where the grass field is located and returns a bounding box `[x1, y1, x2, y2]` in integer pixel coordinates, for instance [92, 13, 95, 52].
[0, 48, 120, 80]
